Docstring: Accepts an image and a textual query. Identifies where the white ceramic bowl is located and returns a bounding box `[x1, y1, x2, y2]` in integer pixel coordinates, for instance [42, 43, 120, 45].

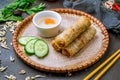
[32, 10, 62, 37]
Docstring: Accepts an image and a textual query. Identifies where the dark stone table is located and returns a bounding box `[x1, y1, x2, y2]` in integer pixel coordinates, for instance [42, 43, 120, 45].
[0, 0, 120, 80]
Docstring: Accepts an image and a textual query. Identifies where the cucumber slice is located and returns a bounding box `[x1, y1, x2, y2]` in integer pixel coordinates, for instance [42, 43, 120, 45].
[34, 40, 49, 58]
[24, 39, 38, 55]
[18, 36, 37, 46]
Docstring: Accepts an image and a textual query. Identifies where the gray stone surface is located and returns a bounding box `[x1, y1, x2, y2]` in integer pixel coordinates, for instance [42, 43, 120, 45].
[0, 0, 120, 80]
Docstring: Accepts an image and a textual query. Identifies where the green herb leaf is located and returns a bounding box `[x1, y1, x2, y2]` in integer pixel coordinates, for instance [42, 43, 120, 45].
[0, 10, 23, 22]
[26, 3, 46, 15]
[0, 0, 45, 22]
[5, 15, 23, 21]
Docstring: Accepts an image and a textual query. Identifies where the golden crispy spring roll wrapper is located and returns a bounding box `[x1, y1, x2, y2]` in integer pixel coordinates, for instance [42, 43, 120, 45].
[62, 26, 96, 57]
[52, 40, 62, 52]
[52, 16, 91, 50]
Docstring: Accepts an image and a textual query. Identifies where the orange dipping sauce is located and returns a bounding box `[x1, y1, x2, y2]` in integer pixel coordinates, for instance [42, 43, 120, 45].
[44, 18, 56, 25]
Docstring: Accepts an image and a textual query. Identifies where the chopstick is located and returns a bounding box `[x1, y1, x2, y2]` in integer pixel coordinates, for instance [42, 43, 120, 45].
[84, 49, 120, 80]
[94, 53, 120, 80]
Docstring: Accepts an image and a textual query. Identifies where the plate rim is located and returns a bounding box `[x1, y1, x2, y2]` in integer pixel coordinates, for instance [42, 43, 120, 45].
[12, 8, 109, 73]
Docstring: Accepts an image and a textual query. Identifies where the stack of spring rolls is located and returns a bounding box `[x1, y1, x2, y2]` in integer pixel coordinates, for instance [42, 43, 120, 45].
[52, 16, 96, 57]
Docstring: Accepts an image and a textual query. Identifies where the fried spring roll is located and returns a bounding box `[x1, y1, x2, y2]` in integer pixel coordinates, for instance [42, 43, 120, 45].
[52, 16, 91, 51]
[62, 26, 96, 57]
[52, 40, 62, 51]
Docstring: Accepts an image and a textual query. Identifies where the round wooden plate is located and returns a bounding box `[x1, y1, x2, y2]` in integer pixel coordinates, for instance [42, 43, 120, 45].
[12, 8, 109, 73]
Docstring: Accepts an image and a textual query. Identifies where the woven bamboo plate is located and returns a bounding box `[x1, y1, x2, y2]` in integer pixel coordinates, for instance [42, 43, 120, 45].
[12, 8, 109, 73]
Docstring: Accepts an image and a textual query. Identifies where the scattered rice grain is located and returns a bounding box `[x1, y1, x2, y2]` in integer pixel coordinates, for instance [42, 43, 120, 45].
[0, 21, 20, 49]
[10, 56, 15, 62]
[31, 75, 46, 80]
[0, 37, 7, 42]
[4, 75, 16, 80]
[25, 76, 31, 80]
[19, 69, 26, 75]
[1, 26, 7, 31]
[0, 41, 9, 49]
[0, 66, 8, 72]
[67, 72, 72, 77]
[0, 30, 6, 37]
[10, 42, 12, 45]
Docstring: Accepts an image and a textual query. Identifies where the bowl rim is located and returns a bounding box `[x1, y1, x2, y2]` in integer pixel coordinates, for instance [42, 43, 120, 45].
[32, 10, 62, 29]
